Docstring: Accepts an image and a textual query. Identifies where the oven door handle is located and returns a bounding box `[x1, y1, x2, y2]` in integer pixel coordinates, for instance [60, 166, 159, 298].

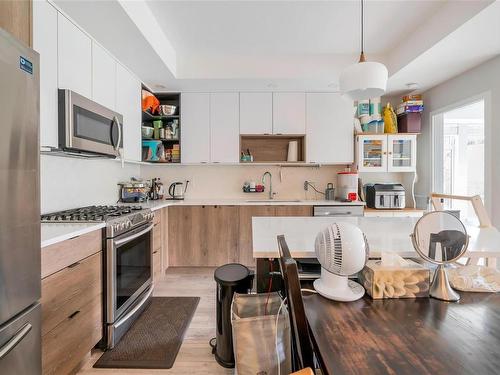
[114, 224, 154, 246]
[115, 287, 153, 329]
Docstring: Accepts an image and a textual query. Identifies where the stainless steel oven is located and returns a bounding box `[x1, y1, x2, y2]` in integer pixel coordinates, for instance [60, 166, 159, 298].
[105, 221, 154, 349]
[58, 89, 123, 157]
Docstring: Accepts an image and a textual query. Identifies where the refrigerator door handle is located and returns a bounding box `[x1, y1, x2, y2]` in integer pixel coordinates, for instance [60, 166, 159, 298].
[0, 323, 32, 359]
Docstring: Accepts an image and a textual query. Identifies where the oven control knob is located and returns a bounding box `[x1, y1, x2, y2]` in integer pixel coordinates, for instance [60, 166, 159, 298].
[113, 223, 120, 232]
[120, 222, 126, 230]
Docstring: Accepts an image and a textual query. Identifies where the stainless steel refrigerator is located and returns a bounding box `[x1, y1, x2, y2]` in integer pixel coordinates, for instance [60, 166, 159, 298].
[0, 29, 41, 374]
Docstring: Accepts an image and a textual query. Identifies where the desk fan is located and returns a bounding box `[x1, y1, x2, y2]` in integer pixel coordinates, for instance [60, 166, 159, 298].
[314, 223, 369, 301]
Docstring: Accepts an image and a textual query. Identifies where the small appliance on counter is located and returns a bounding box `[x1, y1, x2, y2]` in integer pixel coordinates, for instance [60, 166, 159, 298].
[336, 171, 359, 201]
[242, 181, 265, 193]
[118, 179, 150, 203]
[149, 178, 165, 200]
[325, 183, 335, 200]
[365, 183, 406, 209]
[167, 181, 189, 200]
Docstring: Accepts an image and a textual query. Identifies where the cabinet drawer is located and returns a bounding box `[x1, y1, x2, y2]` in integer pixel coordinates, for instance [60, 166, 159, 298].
[41, 252, 102, 336]
[313, 205, 364, 217]
[42, 230, 102, 278]
[42, 293, 102, 375]
[153, 222, 162, 251]
[153, 249, 161, 281]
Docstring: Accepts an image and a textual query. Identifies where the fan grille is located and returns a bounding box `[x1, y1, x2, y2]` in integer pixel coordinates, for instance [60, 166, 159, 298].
[316, 223, 344, 275]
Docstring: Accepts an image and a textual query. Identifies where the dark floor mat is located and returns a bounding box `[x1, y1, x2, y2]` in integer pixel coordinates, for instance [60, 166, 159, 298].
[94, 296, 200, 369]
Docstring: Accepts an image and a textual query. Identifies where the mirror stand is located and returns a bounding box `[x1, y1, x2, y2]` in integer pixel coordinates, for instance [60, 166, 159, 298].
[430, 265, 460, 302]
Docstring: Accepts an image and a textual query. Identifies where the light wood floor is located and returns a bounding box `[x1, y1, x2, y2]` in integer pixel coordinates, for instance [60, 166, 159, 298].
[78, 267, 233, 375]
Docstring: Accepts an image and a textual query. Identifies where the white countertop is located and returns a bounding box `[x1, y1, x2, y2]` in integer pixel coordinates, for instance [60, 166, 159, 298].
[132, 198, 365, 211]
[252, 216, 500, 259]
[40, 199, 364, 247]
[41, 222, 105, 248]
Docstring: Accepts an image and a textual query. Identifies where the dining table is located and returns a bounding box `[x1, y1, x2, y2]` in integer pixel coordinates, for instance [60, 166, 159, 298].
[302, 292, 500, 375]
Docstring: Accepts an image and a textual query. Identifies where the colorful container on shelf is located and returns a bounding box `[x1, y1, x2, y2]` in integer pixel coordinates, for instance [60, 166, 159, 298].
[142, 140, 163, 162]
[397, 94, 423, 133]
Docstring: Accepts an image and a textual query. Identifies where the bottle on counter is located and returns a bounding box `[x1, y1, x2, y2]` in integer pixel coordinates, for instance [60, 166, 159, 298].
[156, 178, 164, 199]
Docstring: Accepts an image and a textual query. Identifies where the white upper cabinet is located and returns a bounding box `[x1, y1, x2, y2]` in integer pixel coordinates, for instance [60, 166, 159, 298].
[181, 93, 210, 163]
[33, 0, 58, 148]
[240, 93, 272, 134]
[92, 42, 116, 110]
[306, 93, 354, 164]
[272, 93, 306, 134]
[116, 64, 141, 161]
[57, 14, 92, 98]
[210, 93, 240, 163]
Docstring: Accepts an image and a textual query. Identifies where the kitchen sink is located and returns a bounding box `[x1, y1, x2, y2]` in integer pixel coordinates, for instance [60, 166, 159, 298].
[245, 199, 302, 203]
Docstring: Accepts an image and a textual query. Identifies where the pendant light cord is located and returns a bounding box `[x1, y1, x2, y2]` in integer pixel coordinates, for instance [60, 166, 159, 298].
[361, 0, 364, 55]
[359, 0, 366, 62]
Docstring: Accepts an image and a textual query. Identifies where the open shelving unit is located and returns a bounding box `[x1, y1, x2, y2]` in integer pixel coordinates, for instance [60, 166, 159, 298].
[239, 134, 305, 163]
[141, 90, 181, 164]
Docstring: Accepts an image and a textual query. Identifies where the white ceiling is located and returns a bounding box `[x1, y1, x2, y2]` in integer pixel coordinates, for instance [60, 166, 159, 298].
[146, 1, 443, 55]
[54, 0, 499, 94]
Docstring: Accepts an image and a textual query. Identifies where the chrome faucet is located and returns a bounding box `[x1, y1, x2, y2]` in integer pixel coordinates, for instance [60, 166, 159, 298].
[262, 171, 275, 199]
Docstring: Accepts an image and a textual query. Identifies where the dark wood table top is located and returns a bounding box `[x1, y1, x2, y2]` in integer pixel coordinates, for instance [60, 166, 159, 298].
[303, 292, 500, 375]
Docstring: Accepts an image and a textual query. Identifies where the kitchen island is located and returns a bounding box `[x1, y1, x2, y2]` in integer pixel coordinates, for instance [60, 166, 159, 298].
[252, 216, 500, 291]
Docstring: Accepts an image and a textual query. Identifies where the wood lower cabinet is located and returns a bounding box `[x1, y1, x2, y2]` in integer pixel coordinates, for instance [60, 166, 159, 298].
[238, 205, 275, 267]
[168, 205, 239, 266]
[41, 253, 101, 336]
[206, 205, 239, 265]
[0, 0, 32, 47]
[275, 205, 313, 217]
[152, 209, 163, 282]
[41, 250, 102, 375]
[41, 230, 102, 278]
[168, 205, 312, 267]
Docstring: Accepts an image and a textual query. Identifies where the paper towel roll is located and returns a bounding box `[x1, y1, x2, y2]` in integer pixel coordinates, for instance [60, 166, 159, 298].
[287, 140, 298, 162]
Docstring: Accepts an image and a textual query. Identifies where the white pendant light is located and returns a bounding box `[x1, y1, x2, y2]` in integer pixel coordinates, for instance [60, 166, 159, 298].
[339, 0, 388, 101]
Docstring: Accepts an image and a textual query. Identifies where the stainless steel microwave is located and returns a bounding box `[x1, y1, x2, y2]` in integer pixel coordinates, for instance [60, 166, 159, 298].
[58, 89, 123, 157]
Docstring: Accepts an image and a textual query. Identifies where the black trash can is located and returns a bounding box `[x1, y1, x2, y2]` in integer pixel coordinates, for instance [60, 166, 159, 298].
[211, 263, 254, 368]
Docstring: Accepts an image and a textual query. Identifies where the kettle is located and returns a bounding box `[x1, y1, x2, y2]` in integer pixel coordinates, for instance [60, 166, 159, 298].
[167, 181, 188, 200]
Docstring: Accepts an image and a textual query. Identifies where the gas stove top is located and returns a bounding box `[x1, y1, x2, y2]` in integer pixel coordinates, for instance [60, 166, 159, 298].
[41, 205, 145, 223]
[41, 205, 154, 237]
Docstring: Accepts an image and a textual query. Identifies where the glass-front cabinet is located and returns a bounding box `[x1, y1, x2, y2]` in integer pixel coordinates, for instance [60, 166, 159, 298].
[387, 134, 417, 172]
[356, 134, 417, 172]
[356, 134, 387, 172]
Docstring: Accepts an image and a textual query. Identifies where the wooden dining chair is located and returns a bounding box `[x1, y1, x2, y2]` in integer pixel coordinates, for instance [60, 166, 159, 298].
[429, 230, 467, 261]
[291, 368, 314, 375]
[277, 234, 315, 372]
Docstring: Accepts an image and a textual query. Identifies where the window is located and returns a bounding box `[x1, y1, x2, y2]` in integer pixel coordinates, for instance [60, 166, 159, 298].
[432, 100, 485, 225]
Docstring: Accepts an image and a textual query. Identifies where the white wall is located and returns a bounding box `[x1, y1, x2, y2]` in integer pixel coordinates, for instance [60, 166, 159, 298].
[40, 155, 140, 213]
[417, 55, 500, 226]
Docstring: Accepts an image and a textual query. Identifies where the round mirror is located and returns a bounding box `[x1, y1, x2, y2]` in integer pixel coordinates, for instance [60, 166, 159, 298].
[411, 211, 469, 302]
[412, 211, 468, 264]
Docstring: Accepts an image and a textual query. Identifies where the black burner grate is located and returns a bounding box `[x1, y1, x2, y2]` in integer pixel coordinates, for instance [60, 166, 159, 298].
[41, 205, 143, 223]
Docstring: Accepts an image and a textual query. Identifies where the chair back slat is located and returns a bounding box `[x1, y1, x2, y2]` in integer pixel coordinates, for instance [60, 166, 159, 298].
[277, 235, 315, 371]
